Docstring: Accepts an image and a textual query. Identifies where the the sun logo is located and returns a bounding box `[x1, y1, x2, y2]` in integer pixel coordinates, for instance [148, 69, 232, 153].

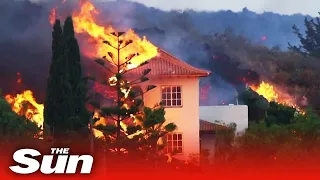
[9, 148, 93, 174]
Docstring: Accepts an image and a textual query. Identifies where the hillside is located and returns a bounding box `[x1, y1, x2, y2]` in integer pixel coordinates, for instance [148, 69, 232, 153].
[0, 0, 318, 109]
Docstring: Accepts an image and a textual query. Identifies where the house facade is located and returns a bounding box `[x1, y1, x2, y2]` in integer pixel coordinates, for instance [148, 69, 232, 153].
[127, 49, 210, 159]
[92, 48, 248, 162]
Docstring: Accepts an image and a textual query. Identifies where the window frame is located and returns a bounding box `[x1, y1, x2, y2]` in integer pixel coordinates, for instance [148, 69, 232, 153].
[164, 132, 184, 154]
[160, 85, 183, 108]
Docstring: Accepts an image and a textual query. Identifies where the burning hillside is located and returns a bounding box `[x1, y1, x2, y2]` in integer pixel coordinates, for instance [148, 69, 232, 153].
[2, 0, 308, 130]
[249, 81, 305, 113]
[2, 0, 160, 138]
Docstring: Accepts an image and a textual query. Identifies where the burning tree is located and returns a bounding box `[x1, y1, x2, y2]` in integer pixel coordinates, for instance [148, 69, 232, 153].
[89, 31, 177, 161]
[0, 89, 40, 139]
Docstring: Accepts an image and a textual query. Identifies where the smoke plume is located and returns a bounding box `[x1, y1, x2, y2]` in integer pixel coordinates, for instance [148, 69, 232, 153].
[0, 0, 309, 104]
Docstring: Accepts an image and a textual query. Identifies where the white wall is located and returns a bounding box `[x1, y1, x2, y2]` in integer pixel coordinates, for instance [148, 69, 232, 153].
[199, 105, 248, 133]
[141, 77, 200, 159]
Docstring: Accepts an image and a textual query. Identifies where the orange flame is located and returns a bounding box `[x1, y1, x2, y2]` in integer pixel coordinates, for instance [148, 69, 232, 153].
[49, 7, 57, 25]
[48, 0, 158, 139]
[72, 0, 158, 68]
[250, 81, 279, 102]
[49, 0, 67, 25]
[4, 90, 44, 129]
[70, 0, 158, 139]
[250, 81, 304, 113]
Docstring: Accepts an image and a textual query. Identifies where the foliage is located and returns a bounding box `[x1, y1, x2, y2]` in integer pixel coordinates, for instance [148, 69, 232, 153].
[214, 122, 236, 163]
[89, 31, 177, 159]
[239, 88, 269, 123]
[289, 13, 320, 59]
[201, 22, 320, 114]
[214, 109, 320, 165]
[266, 102, 296, 125]
[63, 17, 90, 130]
[44, 19, 63, 137]
[44, 17, 89, 139]
[0, 94, 40, 140]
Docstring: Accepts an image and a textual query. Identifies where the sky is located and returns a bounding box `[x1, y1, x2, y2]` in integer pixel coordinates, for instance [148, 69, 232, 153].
[129, 0, 319, 16]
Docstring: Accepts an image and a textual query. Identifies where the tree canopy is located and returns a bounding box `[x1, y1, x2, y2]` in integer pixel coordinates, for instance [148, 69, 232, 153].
[88, 31, 177, 162]
[44, 17, 89, 139]
[289, 13, 320, 58]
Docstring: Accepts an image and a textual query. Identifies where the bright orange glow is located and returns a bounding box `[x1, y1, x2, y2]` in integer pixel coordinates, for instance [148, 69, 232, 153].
[47, 0, 159, 140]
[49, 7, 57, 25]
[72, 0, 158, 68]
[69, 0, 158, 139]
[4, 90, 44, 129]
[250, 81, 279, 102]
[250, 81, 304, 113]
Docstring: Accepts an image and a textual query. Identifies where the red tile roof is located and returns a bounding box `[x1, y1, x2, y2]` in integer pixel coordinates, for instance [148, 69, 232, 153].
[200, 120, 231, 132]
[127, 49, 211, 77]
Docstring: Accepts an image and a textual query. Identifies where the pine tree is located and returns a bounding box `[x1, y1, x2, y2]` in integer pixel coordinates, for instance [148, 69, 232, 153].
[89, 31, 177, 160]
[289, 13, 320, 58]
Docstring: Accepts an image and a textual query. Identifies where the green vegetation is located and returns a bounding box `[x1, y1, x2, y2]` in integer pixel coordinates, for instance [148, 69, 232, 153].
[197, 14, 320, 114]
[0, 90, 40, 140]
[213, 13, 320, 165]
[44, 17, 89, 139]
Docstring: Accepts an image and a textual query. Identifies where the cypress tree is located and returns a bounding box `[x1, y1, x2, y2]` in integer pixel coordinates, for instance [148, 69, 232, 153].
[44, 19, 64, 137]
[63, 17, 89, 131]
[44, 17, 89, 139]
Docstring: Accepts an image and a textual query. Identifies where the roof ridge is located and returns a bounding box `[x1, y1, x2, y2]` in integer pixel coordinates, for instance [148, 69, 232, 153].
[124, 48, 211, 77]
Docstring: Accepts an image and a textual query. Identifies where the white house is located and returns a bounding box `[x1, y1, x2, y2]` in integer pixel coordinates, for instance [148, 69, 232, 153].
[92, 48, 248, 161]
[127, 49, 210, 159]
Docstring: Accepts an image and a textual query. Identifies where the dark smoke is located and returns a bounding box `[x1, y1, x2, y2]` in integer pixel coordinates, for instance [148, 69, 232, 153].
[0, 0, 310, 105]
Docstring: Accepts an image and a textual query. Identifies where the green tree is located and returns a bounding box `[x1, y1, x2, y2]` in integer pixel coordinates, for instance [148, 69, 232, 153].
[44, 17, 89, 139]
[232, 109, 320, 164]
[0, 92, 40, 140]
[89, 31, 177, 159]
[44, 19, 64, 138]
[266, 102, 296, 125]
[289, 13, 320, 114]
[289, 13, 320, 58]
[239, 88, 269, 123]
[62, 17, 89, 132]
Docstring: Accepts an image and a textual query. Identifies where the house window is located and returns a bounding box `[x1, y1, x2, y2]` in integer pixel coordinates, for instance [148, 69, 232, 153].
[165, 133, 183, 153]
[161, 86, 182, 107]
